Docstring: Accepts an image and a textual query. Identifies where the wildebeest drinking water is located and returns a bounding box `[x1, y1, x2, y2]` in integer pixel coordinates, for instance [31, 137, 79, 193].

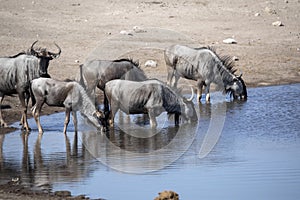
[0, 41, 61, 131]
[164, 44, 247, 102]
[31, 78, 105, 134]
[78, 58, 147, 112]
[104, 79, 197, 128]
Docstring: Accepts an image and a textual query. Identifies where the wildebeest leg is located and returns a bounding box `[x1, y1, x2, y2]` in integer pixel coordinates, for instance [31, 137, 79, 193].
[171, 74, 180, 88]
[32, 104, 43, 134]
[148, 109, 157, 128]
[174, 113, 180, 126]
[72, 111, 78, 133]
[63, 108, 71, 134]
[103, 91, 109, 113]
[197, 81, 204, 102]
[19, 92, 30, 132]
[108, 103, 119, 127]
[205, 83, 211, 102]
[31, 97, 44, 134]
[0, 95, 8, 127]
[20, 91, 31, 127]
[32, 103, 43, 134]
[167, 67, 174, 86]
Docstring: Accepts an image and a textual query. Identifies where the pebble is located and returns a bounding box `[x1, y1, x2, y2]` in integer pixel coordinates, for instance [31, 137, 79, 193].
[272, 21, 284, 26]
[223, 38, 237, 44]
[255, 13, 260, 17]
[133, 26, 147, 33]
[232, 56, 239, 61]
[144, 60, 157, 68]
[54, 190, 71, 197]
[265, 7, 277, 15]
[120, 30, 133, 36]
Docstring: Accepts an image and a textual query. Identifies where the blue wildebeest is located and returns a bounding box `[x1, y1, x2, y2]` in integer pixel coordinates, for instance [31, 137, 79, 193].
[104, 79, 197, 128]
[78, 58, 147, 112]
[164, 44, 247, 102]
[31, 78, 105, 134]
[0, 41, 61, 131]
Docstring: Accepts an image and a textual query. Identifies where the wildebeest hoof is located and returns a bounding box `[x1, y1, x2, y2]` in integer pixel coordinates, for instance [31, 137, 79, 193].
[0, 121, 8, 128]
[21, 126, 31, 132]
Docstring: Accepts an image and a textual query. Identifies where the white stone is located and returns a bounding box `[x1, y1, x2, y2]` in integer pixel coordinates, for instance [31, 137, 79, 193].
[272, 21, 283, 26]
[120, 30, 133, 36]
[232, 56, 239, 61]
[265, 7, 276, 15]
[223, 38, 237, 44]
[144, 60, 157, 68]
[133, 26, 147, 33]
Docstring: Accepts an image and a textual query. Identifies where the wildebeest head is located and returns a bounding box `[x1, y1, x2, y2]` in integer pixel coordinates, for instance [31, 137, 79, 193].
[226, 74, 247, 100]
[30, 40, 61, 78]
[93, 110, 108, 132]
[181, 88, 198, 122]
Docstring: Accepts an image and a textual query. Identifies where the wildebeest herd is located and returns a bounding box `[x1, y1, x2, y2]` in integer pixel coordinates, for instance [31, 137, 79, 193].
[0, 41, 247, 134]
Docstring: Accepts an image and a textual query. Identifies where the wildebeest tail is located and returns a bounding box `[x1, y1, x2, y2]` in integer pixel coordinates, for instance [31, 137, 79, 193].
[29, 81, 36, 107]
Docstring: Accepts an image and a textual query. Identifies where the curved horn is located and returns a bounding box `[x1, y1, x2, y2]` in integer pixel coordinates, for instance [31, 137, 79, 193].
[187, 87, 195, 101]
[30, 40, 39, 56]
[49, 42, 61, 58]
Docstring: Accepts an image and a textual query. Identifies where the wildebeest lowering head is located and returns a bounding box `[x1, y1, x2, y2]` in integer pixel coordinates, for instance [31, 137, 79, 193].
[226, 74, 247, 100]
[30, 40, 61, 78]
[170, 87, 198, 125]
[181, 88, 198, 122]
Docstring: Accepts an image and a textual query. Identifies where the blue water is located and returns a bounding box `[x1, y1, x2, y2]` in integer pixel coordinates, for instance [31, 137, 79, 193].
[0, 84, 299, 200]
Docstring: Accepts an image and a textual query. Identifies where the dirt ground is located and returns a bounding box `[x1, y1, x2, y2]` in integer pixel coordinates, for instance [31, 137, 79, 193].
[0, 0, 299, 199]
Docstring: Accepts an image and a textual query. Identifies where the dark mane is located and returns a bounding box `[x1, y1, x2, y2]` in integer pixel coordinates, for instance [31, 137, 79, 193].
[193, 47, 208, 51]
[196, 46, 237, 75]
[8, 51, 27, 58]
[206, 46, 237, 75]
[113, 58, 140, 68]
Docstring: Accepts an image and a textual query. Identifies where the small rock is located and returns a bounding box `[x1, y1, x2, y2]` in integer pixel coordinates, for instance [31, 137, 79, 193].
[120, 30, 133, 36]
[232, 56, 239, 61]
[75, 60, 80, 63]
[297, 47, 300, 52]
[272, 21, 284, 26]
[55, 190, 71, 197]
[144, 60, 157, 68]
[255, 13, 260, 17]
[133, 26, 147, 33]
[223, 38, 237, 44]
[265, 7, 277, 14]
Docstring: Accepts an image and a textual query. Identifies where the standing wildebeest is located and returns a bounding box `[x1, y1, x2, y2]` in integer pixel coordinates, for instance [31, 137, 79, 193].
[31, 78, 105, 134]
[164, 44, 247, 102]
[105, 79, 197, 128]
[0, 41, 61, 131]
[78, 58, 147, 111]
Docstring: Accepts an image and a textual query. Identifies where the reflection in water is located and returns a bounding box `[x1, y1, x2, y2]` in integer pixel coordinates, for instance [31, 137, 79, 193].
[0, 84, 300, 199]
[0, 131, 98, 193]
[81, 120, 198, 173]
